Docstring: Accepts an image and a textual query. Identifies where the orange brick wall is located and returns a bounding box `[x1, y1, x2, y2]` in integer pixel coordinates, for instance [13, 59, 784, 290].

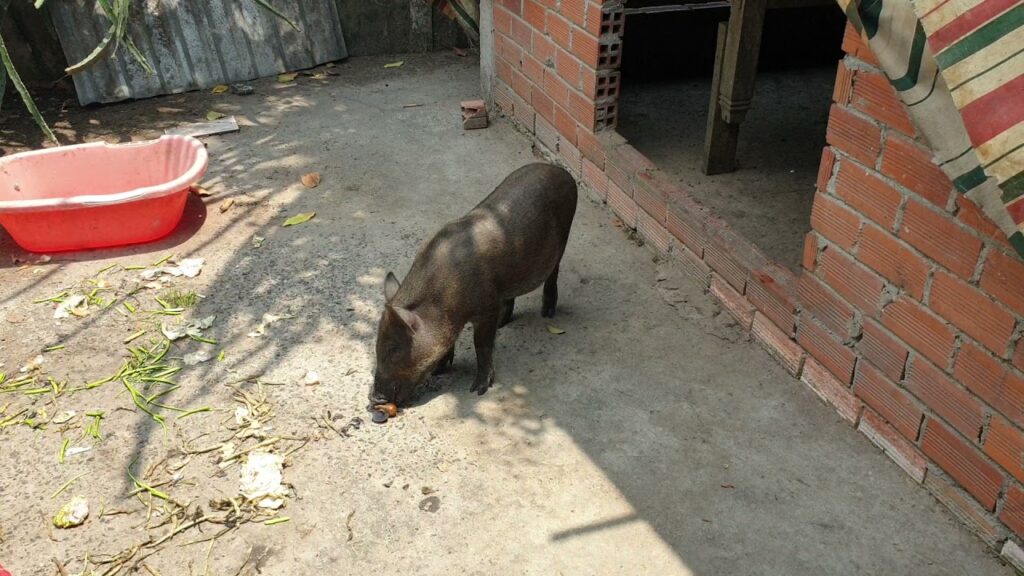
[489, 2, 1024, 555]
[808, 26, 1024, 546]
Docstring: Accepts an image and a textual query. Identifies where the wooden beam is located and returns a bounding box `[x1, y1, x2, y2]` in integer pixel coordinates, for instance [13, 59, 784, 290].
[702, 22, 737, 175]
[718, 0, 767, 125]
[701, 0, 767, 174]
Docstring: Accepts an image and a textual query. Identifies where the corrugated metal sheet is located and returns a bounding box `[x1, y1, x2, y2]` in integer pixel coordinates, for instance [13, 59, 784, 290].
[49, 0, 348, 105]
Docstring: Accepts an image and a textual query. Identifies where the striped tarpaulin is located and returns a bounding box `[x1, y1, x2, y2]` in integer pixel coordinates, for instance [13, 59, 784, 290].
[842, 0, 1024, 255]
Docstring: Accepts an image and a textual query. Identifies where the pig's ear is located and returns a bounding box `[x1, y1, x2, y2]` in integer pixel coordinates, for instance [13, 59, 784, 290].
[384, 271, 401, 302]
[388, 305, 421, 334]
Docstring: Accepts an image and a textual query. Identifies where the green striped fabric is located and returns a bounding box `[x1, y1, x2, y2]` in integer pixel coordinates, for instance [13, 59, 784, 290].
[842, 0, 1024, 257]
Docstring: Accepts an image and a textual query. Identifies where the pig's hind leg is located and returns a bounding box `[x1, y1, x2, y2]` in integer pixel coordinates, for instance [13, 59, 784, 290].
[542, 230, 571, 318]
[499, 299, 515, 327]
[541, 264, 559, 318]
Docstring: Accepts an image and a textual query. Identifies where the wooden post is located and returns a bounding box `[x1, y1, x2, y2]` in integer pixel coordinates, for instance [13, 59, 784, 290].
[702, 0, 768, 175]
[703, 22, 734, 175]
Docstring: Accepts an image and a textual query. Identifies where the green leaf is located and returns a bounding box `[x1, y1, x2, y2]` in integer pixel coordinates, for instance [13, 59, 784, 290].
[110, 0, 154, 75]
[177, 406, 210, 419]
[546, 325, 566, 335]
[384, 61, 405, 69]
[283, 212, 316, 227]
[64, 24, 116, 74]
[121, 35, 154, 75]
[0, 32, 56, 143]
[0, 62, 7, 113]
[34, 0, 47, 8]
[65, 0, 152, 76]
[0, 0, 8, 110]
[58, 438, 69, 464]
[127, 458, 170, 500]
[206, 111, 225, 121]
[250, 0, 298, 31]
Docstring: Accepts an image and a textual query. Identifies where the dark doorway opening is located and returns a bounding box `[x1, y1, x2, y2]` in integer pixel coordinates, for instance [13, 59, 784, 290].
[616, 3, 845, 271]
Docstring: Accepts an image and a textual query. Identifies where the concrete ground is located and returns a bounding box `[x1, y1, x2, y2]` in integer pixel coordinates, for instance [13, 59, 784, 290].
[0, 54, 1011, 575]
[617, 68, 834, 271]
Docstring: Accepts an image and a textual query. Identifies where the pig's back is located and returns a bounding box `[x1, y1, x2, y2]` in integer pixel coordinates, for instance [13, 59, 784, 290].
[395, 163, 577, 313]
[468, 163, 577, 297]
[477, 163, 577, 227]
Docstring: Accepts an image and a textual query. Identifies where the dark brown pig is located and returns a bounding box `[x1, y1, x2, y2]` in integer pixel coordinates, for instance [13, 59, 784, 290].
[369, 163, 577, 408]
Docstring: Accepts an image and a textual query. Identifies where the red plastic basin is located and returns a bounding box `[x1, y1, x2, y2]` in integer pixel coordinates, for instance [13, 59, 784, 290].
[0, 135, 208, 253]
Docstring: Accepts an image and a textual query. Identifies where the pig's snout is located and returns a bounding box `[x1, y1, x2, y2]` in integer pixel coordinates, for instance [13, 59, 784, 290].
[368, 369, 392, 406]
[367, 389, 391, 410]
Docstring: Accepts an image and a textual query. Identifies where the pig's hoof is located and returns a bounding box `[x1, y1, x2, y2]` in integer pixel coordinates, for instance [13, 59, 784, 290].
[470, 370, 494, 395]
[541, 304, 556, 318]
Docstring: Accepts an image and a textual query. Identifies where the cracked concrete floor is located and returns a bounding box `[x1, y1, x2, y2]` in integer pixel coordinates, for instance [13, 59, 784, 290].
[0, 53, 1012, 575]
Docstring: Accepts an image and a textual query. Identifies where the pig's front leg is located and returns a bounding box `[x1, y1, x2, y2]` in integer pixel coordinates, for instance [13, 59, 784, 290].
[433, 346, 455, 374]
[499, 298, 515, 327]
[469, 311, 498, 395]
